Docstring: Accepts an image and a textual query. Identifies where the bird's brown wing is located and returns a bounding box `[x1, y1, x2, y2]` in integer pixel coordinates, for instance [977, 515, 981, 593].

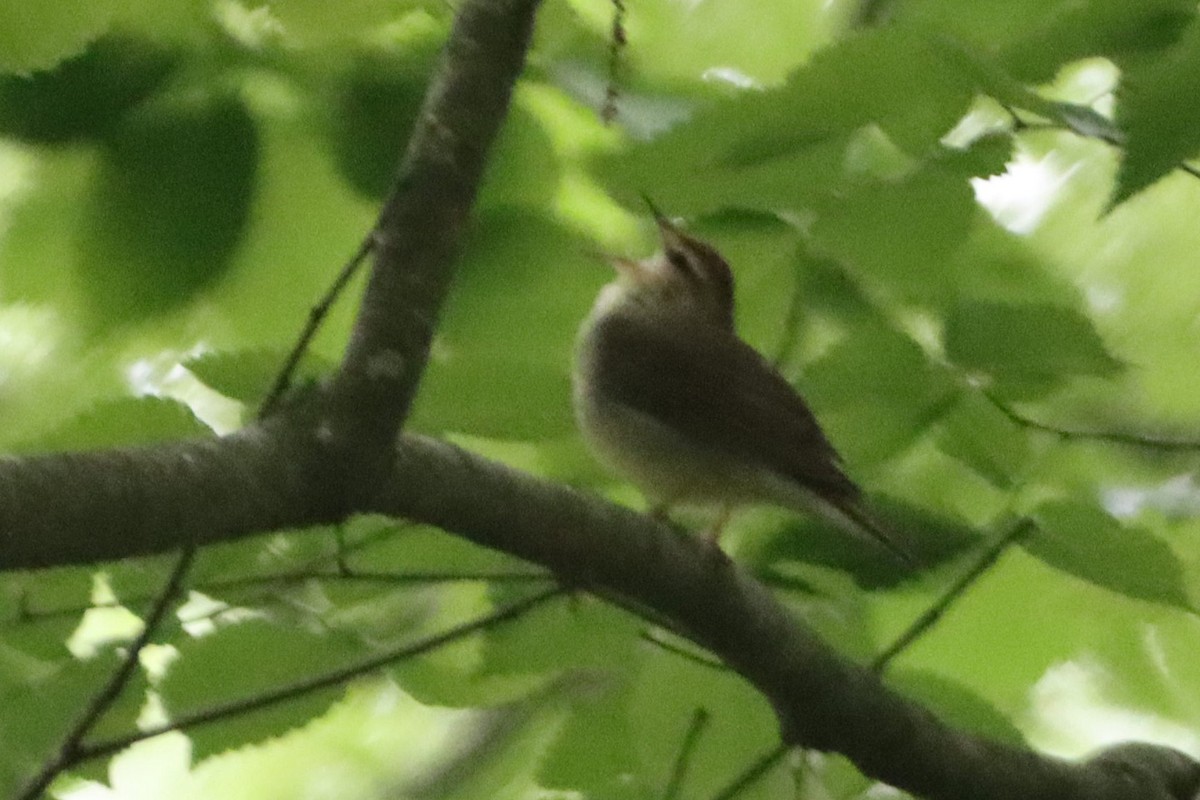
[590, 309, 861, 502]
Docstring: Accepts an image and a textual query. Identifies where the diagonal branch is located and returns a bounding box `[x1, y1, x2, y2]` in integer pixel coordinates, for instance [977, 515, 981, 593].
[370, 433, 1200, 800]
[320, 0, 542, 506]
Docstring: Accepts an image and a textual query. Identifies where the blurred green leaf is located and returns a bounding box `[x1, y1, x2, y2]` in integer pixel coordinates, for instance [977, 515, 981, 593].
[0, 651, 143, 798]
[0, 37, 175, 141]
[78, 88, 258, 329]
[1029, 500, 1192, 612]
[482, 593, 639, 676]
[945, 301, 1123, 394]
[0, 0, 117, 75]
[185, 349, 334, 406]
[1115, 20, 1200, 205]
[935, 394, 1032, 488]
[890, 668, 1026, 746]
[803, 323, 959, 466]
[16, 396, 209, 453]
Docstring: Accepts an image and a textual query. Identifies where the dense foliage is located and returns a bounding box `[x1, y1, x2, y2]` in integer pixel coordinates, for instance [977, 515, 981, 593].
[1, 0, 1198, 798]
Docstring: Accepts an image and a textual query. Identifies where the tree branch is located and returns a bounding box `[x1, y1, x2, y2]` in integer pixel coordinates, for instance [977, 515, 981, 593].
[320, 0, 541, 506]
[369, 433, 1200, 800]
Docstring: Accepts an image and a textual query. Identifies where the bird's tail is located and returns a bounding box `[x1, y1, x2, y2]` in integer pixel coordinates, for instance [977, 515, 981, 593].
[833, 499, 918, 570]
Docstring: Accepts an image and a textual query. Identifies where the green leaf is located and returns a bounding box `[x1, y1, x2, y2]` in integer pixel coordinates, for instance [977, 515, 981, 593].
[78, 88, 258, 329]
[409, 209, 593, 439]
[16, 396, 209, 453]
[935, 394, 1031, 488]
[944, 301, 1123, 394]
[600, 25, 977, 215]
[811, 163, 976, 300]
[627, 648, 787, 800]
[345, 524, 535, 577]
[890, 668, 1026, 746]
[1115, 20, 1200, 205]
[0, 0, 117, 75]
[185, 349, 335, 406]
[160, 620, 366, 758]
[0, 651, 143, 798]
[481, 593, 640, 676]
[893, 0, 1194, 81]
[0, 37, 176, 141]
[1028, 500, 1192, 612]
[998, 0, 1195, 80]
[539, 672, 648, 798]
[265, 0, 434, 45]
[802, 323, 959, 466]
[330, 33, 445, 199]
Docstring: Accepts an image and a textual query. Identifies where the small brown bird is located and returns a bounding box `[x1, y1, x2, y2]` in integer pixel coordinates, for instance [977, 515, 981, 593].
[573, 200, 913, 566]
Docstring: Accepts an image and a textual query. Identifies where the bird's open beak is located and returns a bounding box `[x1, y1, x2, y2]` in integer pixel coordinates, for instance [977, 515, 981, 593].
[581, 247, 651, 283]
[641, 192, 686, 250]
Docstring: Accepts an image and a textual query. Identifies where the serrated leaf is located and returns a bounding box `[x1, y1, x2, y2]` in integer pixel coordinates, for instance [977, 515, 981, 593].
[944, 301, 1123, 391]
[1028, 500, 1191, 612]
[0, 0, 117, 75]
[894, 0, 1194, 81]
[0, 651, 142, 798]
[185, 349, 335, 405]
[0, 37, 175, 140]
[1000, 0, 1194, 80]
[1115, 20, 1200, 205]
[160, 620, 365, 758]
[601, 25, 977, 215]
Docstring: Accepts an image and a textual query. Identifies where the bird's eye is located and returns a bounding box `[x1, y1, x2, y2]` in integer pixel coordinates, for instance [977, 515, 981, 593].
[667, 251, 691, 273]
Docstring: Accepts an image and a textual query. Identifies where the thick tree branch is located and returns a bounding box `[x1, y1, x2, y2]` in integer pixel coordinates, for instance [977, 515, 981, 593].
[1, 0, 1197, 798]
[0, 415, 336, 568]
[370, 434, 1200, 800]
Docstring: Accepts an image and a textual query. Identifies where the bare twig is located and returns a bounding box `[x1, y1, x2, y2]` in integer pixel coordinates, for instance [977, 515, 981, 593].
[711, 742, 790, 800]
[871, 519, 1032, 672]
[640, 629, 726, 671]
[664, 708, 711, 800]
[76, 586, 566, 765]
[986, 393, 1200, 452]
[259, 235, 376, 417]
[18, 547, 196, 800]
[601, 0, 627, 124]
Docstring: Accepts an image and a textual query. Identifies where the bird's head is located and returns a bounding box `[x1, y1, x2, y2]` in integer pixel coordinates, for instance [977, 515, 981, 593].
[607, 198, 735, 329]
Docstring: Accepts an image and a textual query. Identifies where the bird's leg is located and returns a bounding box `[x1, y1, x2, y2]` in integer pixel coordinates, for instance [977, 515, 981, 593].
[704, 505, 734, 546]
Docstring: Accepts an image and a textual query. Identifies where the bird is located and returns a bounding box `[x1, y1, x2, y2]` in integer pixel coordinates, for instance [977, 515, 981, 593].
[572, 199, 915, 567]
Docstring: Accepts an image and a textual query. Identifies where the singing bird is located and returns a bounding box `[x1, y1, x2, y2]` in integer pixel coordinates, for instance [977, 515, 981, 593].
[572, 201, 913, 566]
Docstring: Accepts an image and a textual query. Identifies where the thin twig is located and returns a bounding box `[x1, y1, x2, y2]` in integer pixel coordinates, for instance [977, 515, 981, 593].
[871, 520, 1032, 673]
[711, 742, 790, 800]
[600, 0, 627, 124]
[986, 393, 1200, 451]
[259, 234, 377, 417]
[76, 586, 566, 765]
[17, 547, 197, 800]
[770, 264, 807, 369]
[641, 629, 726, 671]
[664, 708, 710, 800]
